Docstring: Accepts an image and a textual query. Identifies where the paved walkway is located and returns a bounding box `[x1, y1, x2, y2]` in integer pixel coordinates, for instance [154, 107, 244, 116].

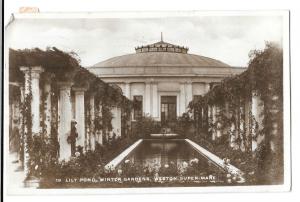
[7, 153, 26, 193]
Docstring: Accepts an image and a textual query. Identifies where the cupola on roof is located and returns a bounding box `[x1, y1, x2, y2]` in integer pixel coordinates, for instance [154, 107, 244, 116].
[135, 33, 189, 54]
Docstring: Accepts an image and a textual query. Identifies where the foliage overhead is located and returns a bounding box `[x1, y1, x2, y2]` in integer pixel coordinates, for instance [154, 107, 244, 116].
[189, 42, 283, 110]
[188, 42, 283, 184]
[9, 47, 132, 108]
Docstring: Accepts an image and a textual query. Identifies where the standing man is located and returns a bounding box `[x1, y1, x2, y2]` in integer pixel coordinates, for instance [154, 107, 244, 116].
[67, 120, 78, 156]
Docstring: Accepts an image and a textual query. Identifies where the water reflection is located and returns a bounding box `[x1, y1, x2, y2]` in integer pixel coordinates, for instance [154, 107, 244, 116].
[119, 140, 225, 176]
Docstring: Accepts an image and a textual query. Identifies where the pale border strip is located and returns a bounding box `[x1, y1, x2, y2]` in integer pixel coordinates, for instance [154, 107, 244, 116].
[185, 139, 244, 181]
[104, 139, 143, 170]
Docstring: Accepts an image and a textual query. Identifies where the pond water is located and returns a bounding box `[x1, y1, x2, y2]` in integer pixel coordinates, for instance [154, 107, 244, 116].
[118, 139, 227, 183]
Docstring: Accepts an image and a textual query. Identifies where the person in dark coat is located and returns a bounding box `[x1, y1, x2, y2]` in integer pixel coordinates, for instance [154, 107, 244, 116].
[68, 120, 78, 156]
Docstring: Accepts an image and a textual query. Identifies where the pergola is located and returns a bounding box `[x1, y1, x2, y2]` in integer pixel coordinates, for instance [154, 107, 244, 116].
[9, 48, 133, 176]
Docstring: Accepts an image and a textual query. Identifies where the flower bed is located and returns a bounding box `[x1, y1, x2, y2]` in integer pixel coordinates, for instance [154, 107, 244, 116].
[186, 132, 277, 185]
[39, 149, 233, 188]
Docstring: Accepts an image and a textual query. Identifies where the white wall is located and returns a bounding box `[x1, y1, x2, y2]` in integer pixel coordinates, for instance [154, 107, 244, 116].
[192, 82, 206, 95]
[158, 82, 180, 92]
[112, 80, 210, 121]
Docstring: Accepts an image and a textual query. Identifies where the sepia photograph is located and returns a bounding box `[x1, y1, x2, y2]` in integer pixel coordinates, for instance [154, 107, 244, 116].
[3, 10, 290, 194]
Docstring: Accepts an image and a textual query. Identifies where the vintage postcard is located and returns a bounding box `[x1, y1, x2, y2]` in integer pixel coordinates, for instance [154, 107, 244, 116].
[3, 10, 290, 194]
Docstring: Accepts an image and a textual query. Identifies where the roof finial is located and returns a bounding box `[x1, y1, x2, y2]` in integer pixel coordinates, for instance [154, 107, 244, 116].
[161, 32, 163, 42]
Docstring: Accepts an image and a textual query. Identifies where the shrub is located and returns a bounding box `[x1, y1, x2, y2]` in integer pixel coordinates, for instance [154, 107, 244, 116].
[173, 113, 195, 137]
[132, 116, 160, 138]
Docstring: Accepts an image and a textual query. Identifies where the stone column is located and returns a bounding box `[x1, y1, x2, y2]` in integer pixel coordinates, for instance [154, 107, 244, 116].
[93, 102, 103, 145]
[228, 103, 240, 150]
[244, 97, 251, 151]
[201, 106, 205, 129]
[198, 107, 203, 130]
[212, 105, 217, 141]
[58, 82, 73, 161]
[239, 102, 246, 152]
[31, 68, 44, 134]
[10, 84, 22, 162]
[20, 66, 44, 175]
[207, 104, 212, 139]
[145, 82, 151, 116]
[124, 82, 131, 99]
[152, 83, 158, 118]
[44, 81, 52, 136]
[251, 91, 264, 152]
[73, 87, 87, 150]
[269, 92, 280, 153]
[180, 83, 186, 115]
[89, 94, 95, 150]
[186, 82, 193, 109]
[57, 91, 60, 136]
[19, 86, 25, 165]
[111, 107, 122, 138]
[117, 107, 122, 137]
[223, 102, 230, 143]
[20, 66, 44, 135]
[215, 106, 222, 138]
[229, 121, 236, 148]
[234, 105, 240, 149]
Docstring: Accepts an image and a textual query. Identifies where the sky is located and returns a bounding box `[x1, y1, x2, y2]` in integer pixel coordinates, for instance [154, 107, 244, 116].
[6, 14, 283, 67]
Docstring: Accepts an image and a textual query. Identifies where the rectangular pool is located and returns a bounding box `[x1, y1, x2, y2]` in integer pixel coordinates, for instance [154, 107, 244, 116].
[116, 139, 228, 183]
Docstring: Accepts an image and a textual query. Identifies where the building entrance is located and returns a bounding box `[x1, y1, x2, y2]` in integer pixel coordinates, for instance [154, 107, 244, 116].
[161, 96, 177, 126]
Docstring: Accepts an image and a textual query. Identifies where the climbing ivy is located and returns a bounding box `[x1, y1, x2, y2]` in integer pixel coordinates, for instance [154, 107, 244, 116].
[10, 47, 133, 179]
[189, 42, 283, 184]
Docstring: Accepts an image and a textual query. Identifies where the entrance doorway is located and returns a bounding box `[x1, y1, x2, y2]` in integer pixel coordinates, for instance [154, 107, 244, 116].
[161, 96, 177, 126]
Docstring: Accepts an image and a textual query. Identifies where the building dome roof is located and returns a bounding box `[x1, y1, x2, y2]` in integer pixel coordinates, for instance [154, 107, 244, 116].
[92, 51, 230, 68]
[89, 38, 246, 78]
[92, 39, 230, 68]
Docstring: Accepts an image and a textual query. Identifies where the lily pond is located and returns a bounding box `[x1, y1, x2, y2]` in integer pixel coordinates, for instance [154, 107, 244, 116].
[112, 139, 232, 186]
[40, 139, 241, 188]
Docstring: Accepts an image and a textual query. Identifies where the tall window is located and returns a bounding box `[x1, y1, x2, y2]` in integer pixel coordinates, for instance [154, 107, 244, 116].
[161, 96, 177, 124]
[133, 95, 143, 120]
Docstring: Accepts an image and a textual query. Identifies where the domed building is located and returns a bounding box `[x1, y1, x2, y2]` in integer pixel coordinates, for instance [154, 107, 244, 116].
[89, 37, 245, 124]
